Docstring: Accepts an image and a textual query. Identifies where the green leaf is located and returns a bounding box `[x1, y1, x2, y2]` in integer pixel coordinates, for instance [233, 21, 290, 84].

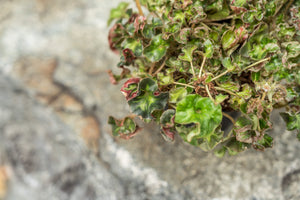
[175, 94, 222, 140]
[157, 69, 174, 86]
[128, 78, 169, 119]
[280, 112, 300, 132]
[176, 123, 200, 145]
[222, 30, 237, 50]
[237, 84, 252, 99]
[108, 116, 139, 139]
[108, 2, 129, 26]
[144, 34, 169, 62]
[234, 116, 253, 143]
[203, 39, 214, 58]
[160, 109, 176, 141]
[121, 38, 143, 57]
[214, 146, 227, 158]
[219, 81, 240, 92]
[178, 44, 197, 62]
[225, 138, 248, 156]
[175, 28, 191, 44]
[222, 57, 235, 71]
[215, 94, 228, 104]
[169, 87, 188, 103]
[253, 134, 273, 150]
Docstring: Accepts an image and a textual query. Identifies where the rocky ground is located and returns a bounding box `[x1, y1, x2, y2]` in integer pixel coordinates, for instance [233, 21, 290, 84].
[0, 0, 299, 200]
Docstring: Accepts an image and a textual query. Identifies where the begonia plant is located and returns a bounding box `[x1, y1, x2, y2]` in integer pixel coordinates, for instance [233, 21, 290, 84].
[107, 0, 299, 156]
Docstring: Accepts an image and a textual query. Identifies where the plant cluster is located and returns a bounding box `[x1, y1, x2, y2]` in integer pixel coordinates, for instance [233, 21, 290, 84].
[107, 0, 299, 156]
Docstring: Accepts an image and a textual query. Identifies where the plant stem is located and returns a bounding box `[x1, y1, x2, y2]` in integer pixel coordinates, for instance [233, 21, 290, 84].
[198, 56, 206, 78]
[149, 63, 156, 75]
[261, 92, 267, 101]
[205, 85, 215, 103]
[173, 82, 195, 88]
[210, 70, 229, 82]
[203, 14, 237, 22]
[222, 112, 236, 124]
[135, 0, 144, 16]
[153, 58, 167, 76]
[241, 57, 270, 72]
[190, 61, 196, 77]
[214, 86, 239, 97]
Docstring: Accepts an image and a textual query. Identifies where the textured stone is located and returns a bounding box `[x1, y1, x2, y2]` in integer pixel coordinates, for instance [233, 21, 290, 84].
[0, 73, 125, 200]
[1, 0, 300, 200]
[0, 167, 8, 199]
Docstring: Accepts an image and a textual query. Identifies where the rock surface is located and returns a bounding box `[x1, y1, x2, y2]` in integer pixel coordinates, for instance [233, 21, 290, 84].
[0, 0, 299, 200]
[0, 73, 125, 200]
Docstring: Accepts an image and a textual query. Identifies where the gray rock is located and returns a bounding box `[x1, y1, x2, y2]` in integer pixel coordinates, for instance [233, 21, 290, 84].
[1, 0, 300, 199]
[0, 73, 125, 200]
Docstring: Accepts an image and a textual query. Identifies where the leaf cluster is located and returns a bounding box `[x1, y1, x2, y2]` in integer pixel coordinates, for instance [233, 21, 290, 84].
[107, 0, 300, 156]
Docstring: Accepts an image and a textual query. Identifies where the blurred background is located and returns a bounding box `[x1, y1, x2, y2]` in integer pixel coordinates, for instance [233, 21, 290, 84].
[0, 0, 299, 199]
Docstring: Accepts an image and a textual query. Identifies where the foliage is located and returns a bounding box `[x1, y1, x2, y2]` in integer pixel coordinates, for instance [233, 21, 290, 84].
[107, 0, 300, 156]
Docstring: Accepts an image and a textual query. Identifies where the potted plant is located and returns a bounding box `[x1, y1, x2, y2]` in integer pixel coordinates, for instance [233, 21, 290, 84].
[107, 0, 299, 157]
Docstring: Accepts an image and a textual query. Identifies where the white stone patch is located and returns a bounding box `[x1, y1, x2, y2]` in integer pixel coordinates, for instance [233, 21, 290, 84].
[103, 133, 168, 194]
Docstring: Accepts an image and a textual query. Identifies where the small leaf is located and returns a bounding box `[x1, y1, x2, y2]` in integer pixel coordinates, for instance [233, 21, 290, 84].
[225, 138, 248, 155]
[215, 94, 228, 104]
[144, 34, 169, 62]
[175, 28, 191, 44]
[280, 112, 300, 132]
[157, 69, 174, 86]
[253, 134, 273, 150]
[108, 2, 129, 26]
[169, 87, 188, 103]
[120, 78, 140, 101]
[203, 39, 214, 58]
[121, 38, 143, 56]
[175, 94, 222, 140]
[222, 57, 235, 71]
[214, 146, 227, 158]
[219, 81, 240, 92]
[160, 109, 176, 141]
[222, 30, 237, 50]
[128, 78, 169, 119]
[234, 116, 253, 143]
[108, 116, 139, 139]
[178, 44, 197, 62]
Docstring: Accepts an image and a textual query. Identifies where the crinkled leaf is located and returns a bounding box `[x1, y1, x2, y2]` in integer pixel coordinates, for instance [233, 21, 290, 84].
[222, 30, 237, 50]
[160, 109, 176, 141]
[128, 78, 169, 119]
[222, 57, 235, 71]
[144, 34, 169, 62]
[253, 134, 273, 150]
[175, 94, 222, 140]
[169, 87, 188, 103]
[280, 112, 300, 132]
[108, 116, 139, 139]
[178, 44, 197, 62]
[214, 146, 227, 158]
[215, 94, 228, 104]
[234, 116, 253, 143]
[219, 81, 240, 92]
[108, 2, 130, 26]
[225, 138, 248, 156]
[121, 38, 143, 56]
[157, 71, 173, 86]
[121, 78, 140, 101]
[175, 28, 191, 44]
[203, 39, 214, 58]
[176, 123, 201, 145]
